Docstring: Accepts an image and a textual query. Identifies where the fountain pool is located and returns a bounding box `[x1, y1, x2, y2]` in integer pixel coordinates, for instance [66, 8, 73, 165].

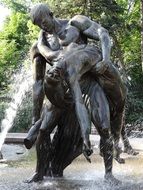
[0, 136, 143, 190]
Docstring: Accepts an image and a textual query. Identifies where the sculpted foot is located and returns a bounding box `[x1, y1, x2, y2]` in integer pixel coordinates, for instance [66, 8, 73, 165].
[46, 169, 63, 178]
[124, 146, 139, 155]
[104, 173, 121, 185]
[52, 172, 63, 177]
[114, 157, 125, 164]
[24, 172, 43, 183]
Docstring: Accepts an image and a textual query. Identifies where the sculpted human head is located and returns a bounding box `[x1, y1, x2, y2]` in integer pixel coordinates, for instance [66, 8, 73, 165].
[30, 3, 54, 33]
[45, 67, 67, 107]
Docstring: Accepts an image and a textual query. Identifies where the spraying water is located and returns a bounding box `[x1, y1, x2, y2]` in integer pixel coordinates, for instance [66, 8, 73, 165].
[0, 62, 32, 151]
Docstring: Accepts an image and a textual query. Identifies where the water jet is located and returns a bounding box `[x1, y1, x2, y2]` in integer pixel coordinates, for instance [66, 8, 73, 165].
[0, 64, 32, 156]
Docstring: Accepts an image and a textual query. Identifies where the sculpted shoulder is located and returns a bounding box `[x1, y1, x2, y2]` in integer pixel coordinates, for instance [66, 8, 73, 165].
[69, 15, 92, 31]
[69, 15, 103, 40]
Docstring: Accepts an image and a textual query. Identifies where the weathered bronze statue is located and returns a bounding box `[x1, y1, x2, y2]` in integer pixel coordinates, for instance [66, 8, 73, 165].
[24, 3, 137, 184]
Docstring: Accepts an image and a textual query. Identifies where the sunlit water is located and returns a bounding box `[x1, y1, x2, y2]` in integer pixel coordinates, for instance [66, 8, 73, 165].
[0, 64, 32, 151]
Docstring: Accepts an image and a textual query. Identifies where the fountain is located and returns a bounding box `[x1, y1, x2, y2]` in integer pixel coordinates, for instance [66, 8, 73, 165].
[0, 5, 142, 189]
[0, 62, 32, 159]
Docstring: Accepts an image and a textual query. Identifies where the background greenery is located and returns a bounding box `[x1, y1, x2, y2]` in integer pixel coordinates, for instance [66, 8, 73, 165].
[0, 0, 142, 132]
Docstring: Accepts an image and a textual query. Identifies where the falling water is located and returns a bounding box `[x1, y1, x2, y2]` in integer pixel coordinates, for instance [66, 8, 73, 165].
[0, 62, 32, 151]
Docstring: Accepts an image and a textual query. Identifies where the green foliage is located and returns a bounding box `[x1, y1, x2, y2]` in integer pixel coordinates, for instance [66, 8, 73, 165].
[0, 39, 20, 88]
[26, 20, 40, 44]
[2, 12, 30, 50]
[126, 88, 143, 124]
[0, 11, 30, 89]
[1, 0, 29, 13]
[47, 0, 87, 18]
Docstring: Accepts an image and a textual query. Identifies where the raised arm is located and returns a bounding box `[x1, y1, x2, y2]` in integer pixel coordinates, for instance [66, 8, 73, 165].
[70, 15, 112, 72]
[97, 26, 111, 62]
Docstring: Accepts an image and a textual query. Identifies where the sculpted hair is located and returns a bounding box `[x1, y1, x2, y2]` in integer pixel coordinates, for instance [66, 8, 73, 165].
[30, 3, 51, 24]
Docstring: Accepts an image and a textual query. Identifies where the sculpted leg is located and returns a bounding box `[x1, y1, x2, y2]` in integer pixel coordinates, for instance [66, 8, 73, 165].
[26, 129, 51, 183]
[24, 119, 42, 149]
[111, 112, 125, 164]
[96, 63, 126, 163]
[26, 105, 61, 183]
[99, 131, 120, 185]
[32, 49, 46, 124]
[36, 106, 62, 179]
[121, 115, 139, 155]
[93, 122, 118, 182]
[84, 79, 120, 184]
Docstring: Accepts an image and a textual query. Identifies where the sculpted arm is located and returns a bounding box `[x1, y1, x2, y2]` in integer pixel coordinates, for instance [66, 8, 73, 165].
[70, 15, 111, 71]
[96, 26, 111, 62]
[68, 67, 91, 150]
[37, 30, 59, 63]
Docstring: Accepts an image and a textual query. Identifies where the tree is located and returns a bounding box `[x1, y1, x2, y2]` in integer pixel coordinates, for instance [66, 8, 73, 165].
[0, 4, 30, 89]
[1, 0, 29, 13]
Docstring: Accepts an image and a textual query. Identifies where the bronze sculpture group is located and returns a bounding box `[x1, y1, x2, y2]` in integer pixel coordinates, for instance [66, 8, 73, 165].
[24, 3, 138, 184]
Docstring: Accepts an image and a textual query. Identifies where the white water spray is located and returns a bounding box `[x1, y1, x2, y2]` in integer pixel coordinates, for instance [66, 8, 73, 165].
[0, 62, 32, 150]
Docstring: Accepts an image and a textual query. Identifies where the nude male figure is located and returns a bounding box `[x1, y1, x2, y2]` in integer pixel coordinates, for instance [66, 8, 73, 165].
[26, 3, 137, 183]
